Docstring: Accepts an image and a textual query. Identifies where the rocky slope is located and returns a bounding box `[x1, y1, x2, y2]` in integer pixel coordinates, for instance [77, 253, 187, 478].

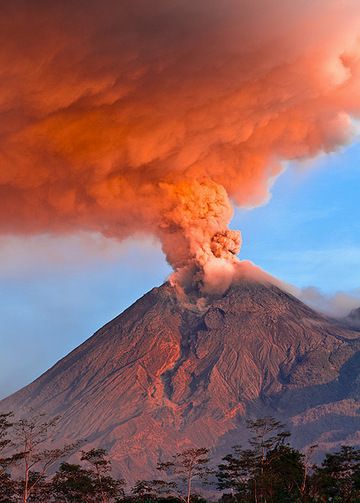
[1, 280, 360, 481]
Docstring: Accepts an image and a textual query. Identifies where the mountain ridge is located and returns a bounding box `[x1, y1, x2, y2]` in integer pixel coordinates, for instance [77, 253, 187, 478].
[1, 279, 360, 481]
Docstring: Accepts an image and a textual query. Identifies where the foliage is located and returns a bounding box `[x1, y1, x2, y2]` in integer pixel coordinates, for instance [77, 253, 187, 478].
[0, 413, 14, 476]
[130, 479, 178, 503]
[0, 471, 16, 503]
[52, 449, 124, 502]
[217, 417, 305, 503]
[11, 411, 80, 502]
[16, 471, 52, 503]
[0, 410, 359, 503]
[310, 445, 360, 502]
[158, 448, 212, 503]
[52, 462, 96, 502]
[81, 448, 125, 502]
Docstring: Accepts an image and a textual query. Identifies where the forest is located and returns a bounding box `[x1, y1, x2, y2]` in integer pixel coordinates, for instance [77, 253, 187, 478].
[0, 412, 359, 503]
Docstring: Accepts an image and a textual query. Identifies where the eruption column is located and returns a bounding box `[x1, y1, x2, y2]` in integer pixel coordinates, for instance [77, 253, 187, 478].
[0, 0, 359, 290]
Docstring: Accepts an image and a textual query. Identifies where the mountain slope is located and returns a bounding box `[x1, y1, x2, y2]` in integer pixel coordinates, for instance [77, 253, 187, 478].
[1, 280, 360, 480]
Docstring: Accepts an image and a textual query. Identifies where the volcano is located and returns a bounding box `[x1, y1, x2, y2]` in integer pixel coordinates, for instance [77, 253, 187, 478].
[1, 278, 360, 481]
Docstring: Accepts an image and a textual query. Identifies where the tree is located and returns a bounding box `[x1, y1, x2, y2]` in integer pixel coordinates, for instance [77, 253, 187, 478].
[131, 479, 158, 500]
[16, 471, 52, 503]
[217, 417, 306, 503]
[81, 448, 125, 503]
[0, 413, 14, 476]
[217, 445, 256, 502]
[52, 454, 124, 503]
[11, 412, 79, 503]
[131, 479, 177, 502]
[0, 412, 16, 503]
[51, 462, 96, 502]
[311, 445, 360, 502]
[261, 444, 305, 502]
[246, 417, 290, 463]
[158, 448, 212, 503]
[246, 417, 291, 503]
[298, 443, 318, 501]
[0, 472, 16, 503]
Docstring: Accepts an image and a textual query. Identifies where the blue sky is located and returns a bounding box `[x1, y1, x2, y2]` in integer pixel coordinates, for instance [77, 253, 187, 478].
[0, 142, 359, 398]
[235, 142, 360, 291]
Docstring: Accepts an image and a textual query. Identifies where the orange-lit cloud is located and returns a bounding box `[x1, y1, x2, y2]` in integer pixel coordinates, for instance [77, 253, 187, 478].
[1, 0, 360, 289]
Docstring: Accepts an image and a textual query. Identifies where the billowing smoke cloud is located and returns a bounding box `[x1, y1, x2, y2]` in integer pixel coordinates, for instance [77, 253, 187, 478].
[295, 286, 360, 319]
[1, 0, 360, 290]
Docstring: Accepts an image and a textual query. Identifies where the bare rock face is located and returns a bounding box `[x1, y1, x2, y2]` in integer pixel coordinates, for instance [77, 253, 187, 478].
[1, 280, 360, 481]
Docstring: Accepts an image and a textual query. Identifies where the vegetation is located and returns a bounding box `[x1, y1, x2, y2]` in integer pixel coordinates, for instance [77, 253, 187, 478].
[158, 447, 212, 503]
[0, 412, 359, 502]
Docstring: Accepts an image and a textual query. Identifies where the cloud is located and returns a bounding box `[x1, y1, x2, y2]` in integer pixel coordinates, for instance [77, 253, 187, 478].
[295, 286, 360, 318]
[0, 233, 164, 279]
[1, 0, 360, 288]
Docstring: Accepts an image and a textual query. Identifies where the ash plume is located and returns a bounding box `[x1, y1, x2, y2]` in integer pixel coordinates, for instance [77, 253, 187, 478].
[1, 0, 360, 290]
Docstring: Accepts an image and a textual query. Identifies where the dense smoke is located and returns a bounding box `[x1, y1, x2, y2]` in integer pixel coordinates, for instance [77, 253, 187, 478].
[295, 286, 360, 319]
[1, 0, 360, 290]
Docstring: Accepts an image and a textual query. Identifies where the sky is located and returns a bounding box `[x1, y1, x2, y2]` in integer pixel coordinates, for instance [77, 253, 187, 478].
[0, 142, 359, 399]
